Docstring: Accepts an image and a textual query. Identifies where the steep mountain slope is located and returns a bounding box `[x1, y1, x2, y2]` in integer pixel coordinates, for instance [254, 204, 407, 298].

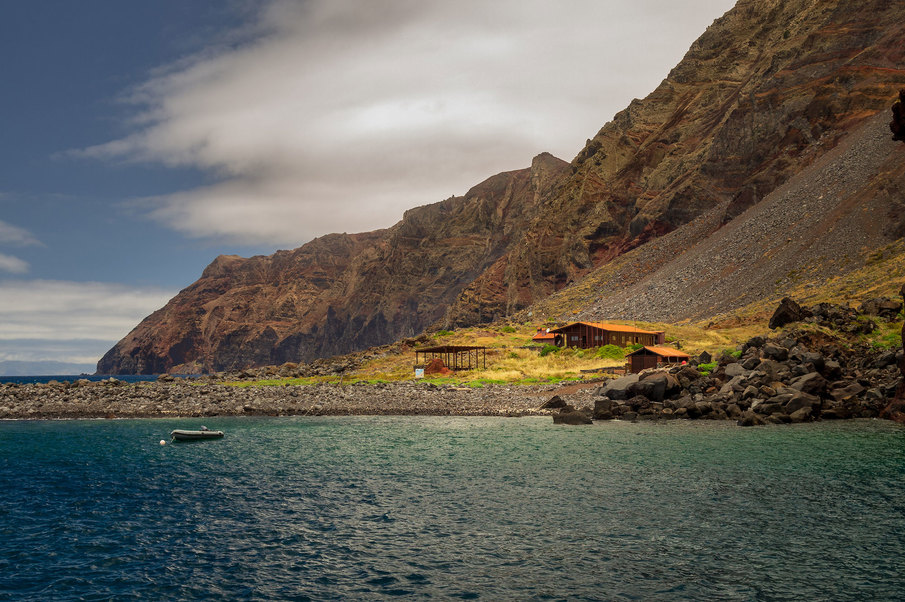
[524, 111, 905, 324]
[441, 0, 905, 326]
[98, 154, 568, 374]
[99, 0, 905, 374]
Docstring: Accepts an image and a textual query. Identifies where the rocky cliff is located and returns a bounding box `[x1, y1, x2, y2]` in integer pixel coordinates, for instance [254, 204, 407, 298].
[99, 0, 905, 374]
[441, 0, 905, 326]
[98, 154, 569, 374]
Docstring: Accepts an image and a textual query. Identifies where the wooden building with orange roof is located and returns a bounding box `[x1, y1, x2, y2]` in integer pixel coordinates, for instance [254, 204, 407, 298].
[531, 327, 560, 346]
[548, 322, 665, 350]
[626, 346, 691, 373]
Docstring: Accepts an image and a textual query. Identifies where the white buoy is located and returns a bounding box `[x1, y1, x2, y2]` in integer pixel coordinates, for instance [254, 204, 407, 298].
[159, 439, 166, 446]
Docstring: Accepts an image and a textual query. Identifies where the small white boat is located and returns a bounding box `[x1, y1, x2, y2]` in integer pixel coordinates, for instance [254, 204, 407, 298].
[170, 428, 224, 441]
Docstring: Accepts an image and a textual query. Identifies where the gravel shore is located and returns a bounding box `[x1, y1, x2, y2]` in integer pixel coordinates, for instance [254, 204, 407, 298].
[0, 379, 600, 420]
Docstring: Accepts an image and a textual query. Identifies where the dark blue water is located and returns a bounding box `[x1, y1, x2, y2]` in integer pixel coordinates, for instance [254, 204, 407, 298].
[2, 417, 904, 600]
[0, 374, 160, 385]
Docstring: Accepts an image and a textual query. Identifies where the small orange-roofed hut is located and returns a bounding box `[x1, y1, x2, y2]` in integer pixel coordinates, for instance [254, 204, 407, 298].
[626, 346, 691, 373]
[531, 328, 560, 346]
[549, 322, 664, 350]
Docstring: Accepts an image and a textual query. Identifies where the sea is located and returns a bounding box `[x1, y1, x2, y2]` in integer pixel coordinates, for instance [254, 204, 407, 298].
[1, 416, 904, 601]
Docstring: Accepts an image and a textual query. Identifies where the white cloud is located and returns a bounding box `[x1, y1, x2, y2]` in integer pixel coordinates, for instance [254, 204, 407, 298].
[0, 254, 29, 274]
[0, 280, 176, 363]
[0, 220, 41, 246]
[83, 0, 737, 246]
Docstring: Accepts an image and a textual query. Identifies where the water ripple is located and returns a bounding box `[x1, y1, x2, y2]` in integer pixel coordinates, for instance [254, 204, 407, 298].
[2, 418, 904, 600]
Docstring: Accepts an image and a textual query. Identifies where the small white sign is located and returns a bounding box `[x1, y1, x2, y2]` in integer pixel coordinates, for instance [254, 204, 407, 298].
[414, 368, 425, 378]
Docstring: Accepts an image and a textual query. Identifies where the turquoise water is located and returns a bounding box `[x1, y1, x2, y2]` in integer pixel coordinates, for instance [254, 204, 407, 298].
[2, 417, 904, 600]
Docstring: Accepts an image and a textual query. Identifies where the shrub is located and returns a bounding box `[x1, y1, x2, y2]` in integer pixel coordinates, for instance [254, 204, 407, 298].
[500, 325, 516, 333]
[539, 344, 561, 357]
[595, 344, 625, 360]
[435, 330, 454, 337]
[698, 362, 717, 375]
[626, 343, 644, 352]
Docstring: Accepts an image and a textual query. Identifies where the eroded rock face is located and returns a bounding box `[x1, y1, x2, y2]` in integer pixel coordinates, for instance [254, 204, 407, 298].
[443, 0, 905, 326]
[98, 154, 570, 374]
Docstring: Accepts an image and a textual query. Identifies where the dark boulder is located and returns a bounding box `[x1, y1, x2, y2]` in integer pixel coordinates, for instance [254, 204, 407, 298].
[627, 377, 663, 403]
[821, 360, 843, 380]
[552, 407, 593, 425]
[625, 395, 652, 412]
[790, 372, 828, 396]
[789, 407, 813, 423]
[724, 363, 747, 378]
[745, 335, 766, 350]
[830, 382, 865, 403]
[873, 350, 897, 369]
[769, 297, 808, 329]
[755, 359, 783, 381]
[762, 343, 789, 362]
[593, 398, 615, 420]
[741, 356, 761, 370]
[738, 411, 766, 427]
[598, 374, 640, 401]
[784, 391, 820, 414]
[801, 352, 825, 373]
[540, 395, 568, 410]
[860, 297, 903, 320]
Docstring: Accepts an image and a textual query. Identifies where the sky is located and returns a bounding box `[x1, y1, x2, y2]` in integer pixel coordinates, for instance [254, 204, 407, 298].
[0, 0, 736, 370]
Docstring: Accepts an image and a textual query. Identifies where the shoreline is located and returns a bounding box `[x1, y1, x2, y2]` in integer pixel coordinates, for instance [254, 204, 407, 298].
[0, 379, 598, 421]
[1, 375, 902, 426]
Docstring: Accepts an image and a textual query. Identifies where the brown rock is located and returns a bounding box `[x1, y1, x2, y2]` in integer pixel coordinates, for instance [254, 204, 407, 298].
[891, 88, 905, 142]
[769, 298, 807, 330]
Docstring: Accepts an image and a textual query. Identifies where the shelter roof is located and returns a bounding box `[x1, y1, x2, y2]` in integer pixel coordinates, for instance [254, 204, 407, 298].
[550, 322, 659, 335]
[416, 345, 486, 353]
[626, 345, 691, 358]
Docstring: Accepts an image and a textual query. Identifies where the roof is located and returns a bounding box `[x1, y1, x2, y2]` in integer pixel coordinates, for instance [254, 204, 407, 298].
[532, 331, 556, 341]
[416, 345, 486, 353]
[626, 346, 691, 358]
[550, 322, 659, 335]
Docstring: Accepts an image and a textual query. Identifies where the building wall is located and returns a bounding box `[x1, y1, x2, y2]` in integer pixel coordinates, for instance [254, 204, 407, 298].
[556, 324, 658, 349]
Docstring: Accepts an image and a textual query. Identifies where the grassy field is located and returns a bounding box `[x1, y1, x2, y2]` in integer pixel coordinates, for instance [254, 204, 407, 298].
[219, 246, 905, 389]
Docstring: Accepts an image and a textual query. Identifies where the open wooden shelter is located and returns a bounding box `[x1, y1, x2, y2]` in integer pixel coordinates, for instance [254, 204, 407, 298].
[415, 345, 487, 371]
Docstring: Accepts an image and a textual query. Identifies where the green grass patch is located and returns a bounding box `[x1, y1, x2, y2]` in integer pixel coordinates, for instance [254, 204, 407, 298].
[698, 362, 717, 376]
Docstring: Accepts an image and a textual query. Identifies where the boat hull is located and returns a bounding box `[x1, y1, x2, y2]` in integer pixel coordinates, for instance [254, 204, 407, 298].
[170, 429, 224, 441]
